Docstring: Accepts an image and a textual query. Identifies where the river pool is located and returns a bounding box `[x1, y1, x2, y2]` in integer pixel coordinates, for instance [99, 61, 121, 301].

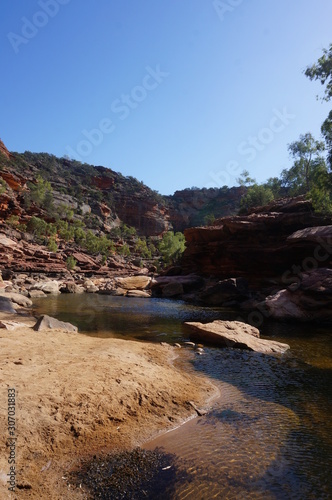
[32, 295, 332, 499]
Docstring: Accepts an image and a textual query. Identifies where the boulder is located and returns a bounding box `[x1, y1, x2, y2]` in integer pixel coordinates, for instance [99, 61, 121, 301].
[184, 320, 289, 355]
[114, 276, 152, 290]
[263, 290, 306, 320]
[199, 277, 249, 305]
[0, 291, 32, 308]
[0, 296, 17, 314]
[28, 289, 47, 298]
[263, 268, 332, 322]
[33, 315, 78, 332]
[60, 282, 85, 294]
[40, 281, 60, 295]
[32, 281, 60, 295]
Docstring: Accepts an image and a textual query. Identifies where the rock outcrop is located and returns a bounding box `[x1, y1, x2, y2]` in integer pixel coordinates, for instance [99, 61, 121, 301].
[181, 197, 332, 288]
[185, 320, 290, 354]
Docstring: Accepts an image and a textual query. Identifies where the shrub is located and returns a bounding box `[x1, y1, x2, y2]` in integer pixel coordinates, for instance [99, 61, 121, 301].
[47, 237, 58, 252]
[66, 256, 77, 270]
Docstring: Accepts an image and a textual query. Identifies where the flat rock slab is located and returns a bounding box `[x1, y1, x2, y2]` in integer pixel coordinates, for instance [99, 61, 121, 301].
[126, 290, 151, 298]
[115, 276, 151, 290]
[184, 320, 290, 355]
[33, 315, 78, 333]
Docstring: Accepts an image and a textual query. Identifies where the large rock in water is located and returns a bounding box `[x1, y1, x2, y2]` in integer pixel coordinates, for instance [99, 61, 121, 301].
[263, 268, 332, 322]
[184, 320, 290, 355]
[33, 315, 78, 332]
[115, 276, 151, 290]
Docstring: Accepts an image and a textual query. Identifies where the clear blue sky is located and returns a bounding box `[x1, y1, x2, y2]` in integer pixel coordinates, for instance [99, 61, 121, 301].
[0, 0, 331, 195]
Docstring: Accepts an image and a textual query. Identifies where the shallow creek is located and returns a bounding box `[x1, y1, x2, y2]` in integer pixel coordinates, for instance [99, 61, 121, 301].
[33, 295, 332, 499]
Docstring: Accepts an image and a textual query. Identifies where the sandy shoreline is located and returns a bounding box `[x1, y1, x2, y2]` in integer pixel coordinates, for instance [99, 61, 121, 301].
[0, 310, 217, 499]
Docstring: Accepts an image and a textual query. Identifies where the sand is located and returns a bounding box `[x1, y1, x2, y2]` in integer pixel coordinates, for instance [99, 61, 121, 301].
[0, 311, 217, 499]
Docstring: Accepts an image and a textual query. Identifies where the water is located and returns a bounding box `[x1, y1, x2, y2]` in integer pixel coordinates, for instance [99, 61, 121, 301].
[32, 295, 332, 499]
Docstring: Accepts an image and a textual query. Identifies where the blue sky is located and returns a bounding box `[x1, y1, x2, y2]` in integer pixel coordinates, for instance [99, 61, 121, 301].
[1, 0, 331, 195]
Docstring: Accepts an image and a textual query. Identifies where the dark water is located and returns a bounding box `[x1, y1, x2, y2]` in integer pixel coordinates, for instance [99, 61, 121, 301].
[32, 295, 332, 499]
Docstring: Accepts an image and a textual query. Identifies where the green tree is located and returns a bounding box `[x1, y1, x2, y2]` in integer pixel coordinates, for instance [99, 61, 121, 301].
[47, 237, 58, 252]
[281, 133, 326, 195]
[305, 43, 332, 102]
[237, 170, 256, 187]
[204, 214, 216, 226]
[264, 177, 283, 198]
[240, 184, 274, 212]
[66, 256, 77, 270]
[135, 238, 152, 258]
[27, 175, 55, 215]
[158, 231, 186, 266]
[305, 44, 332, 169]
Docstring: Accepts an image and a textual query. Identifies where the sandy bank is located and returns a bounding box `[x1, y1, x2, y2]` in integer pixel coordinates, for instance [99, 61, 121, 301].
[0, 311, 216, 499]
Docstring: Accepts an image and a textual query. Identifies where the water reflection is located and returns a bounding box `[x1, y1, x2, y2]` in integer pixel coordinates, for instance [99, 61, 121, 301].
[32, 294, 231, 342]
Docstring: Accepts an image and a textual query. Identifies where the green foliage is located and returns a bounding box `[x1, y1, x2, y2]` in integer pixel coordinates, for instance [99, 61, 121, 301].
[47, 237, 58, 252]
[305, 44, 332, 171]
[118, 243, 130, 256]
[321, 110, 332, 169]
[237, 170, 256, 187]
[7, 215, 19, 227]
[66, 256, 77, 270]
[281, 133, 326, 195]
[264, 177, 284, 198]
[135, 238, 152, 258]
[27, 216, 55, 239]
[84, 231, 113, 255]
[204, 214, 216, 225]
[121, 224, 137, 238]
[57, 220, 75, 242]
[56, 204, 74, 221]
[0, 178, 7, 194]
[240, 184, 274, 212]
[158, 231, 186, 266]
[27, 174, 55, 215]
[305, 43, 332, 102]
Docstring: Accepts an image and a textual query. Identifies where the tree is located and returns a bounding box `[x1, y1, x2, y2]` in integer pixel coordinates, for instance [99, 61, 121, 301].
[305, 44, 332, 169]
[305, 43, 332, 102]
[237, 170, 256, 187]
[281, 133, 326, 195]
[240, 184, 274, 212]
[158, 231, 186, 266]
[27, 174, 55, 215]
[264, 177, 283, 198]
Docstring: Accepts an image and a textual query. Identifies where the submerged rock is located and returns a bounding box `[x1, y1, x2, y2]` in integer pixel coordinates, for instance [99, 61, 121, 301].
[184, 320, 289, 355]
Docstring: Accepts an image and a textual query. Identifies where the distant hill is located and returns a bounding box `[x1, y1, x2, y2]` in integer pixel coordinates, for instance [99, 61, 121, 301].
[0, 143, 244, 237]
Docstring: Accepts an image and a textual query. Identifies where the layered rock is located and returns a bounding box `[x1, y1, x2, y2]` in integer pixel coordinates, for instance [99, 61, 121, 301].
[181, 197, 332, 288]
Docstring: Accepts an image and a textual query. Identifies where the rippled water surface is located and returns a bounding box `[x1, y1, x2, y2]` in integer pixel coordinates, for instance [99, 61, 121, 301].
[33, 295, 332, 499]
